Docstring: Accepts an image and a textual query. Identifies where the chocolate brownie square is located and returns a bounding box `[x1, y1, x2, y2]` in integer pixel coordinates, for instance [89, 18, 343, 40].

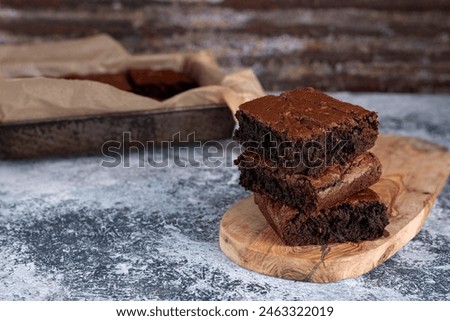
[128, 68, 198, 100]
[234, 87, 379, 177]
[237, 151, 382, 213]
[254, 189, 389, 246]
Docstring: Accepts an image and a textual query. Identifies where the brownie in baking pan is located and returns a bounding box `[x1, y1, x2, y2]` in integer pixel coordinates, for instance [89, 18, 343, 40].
[62, 68, 198, 100]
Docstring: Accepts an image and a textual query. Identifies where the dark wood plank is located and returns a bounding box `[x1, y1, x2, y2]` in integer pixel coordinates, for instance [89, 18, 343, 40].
[0, 0, 448, 92]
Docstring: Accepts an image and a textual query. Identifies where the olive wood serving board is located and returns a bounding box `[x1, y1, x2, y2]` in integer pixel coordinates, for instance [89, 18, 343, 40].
[219, 135, 450, 283]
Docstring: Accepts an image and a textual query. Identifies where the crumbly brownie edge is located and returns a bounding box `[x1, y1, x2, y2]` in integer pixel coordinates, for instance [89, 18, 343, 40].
[127, 69, 198, 100]
[237, 157, 318, 214]
[254, 191, 389, 246]
[238, 151, 382, 211]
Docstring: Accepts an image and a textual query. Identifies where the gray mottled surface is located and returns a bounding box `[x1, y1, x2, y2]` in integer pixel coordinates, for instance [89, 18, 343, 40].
[0, 93, 449, 300]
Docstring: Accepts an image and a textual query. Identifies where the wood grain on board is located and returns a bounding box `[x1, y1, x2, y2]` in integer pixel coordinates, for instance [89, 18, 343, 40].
[220, 135, 450, 283]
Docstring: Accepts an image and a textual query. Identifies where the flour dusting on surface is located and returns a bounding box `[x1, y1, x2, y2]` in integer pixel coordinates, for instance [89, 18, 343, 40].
[0, 94, 449, 300]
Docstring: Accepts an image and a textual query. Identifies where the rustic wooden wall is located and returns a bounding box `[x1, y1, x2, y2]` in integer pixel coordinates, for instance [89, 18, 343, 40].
[0, 0, 449, 92]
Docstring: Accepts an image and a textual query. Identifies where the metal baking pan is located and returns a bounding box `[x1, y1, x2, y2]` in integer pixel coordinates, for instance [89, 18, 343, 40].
[0, 104, 235, 159]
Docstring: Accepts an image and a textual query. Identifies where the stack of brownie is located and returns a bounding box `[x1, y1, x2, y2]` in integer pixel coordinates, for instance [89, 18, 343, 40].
[234, 87, 388, 246]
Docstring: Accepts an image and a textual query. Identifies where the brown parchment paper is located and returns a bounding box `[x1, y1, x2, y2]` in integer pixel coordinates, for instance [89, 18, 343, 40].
[0, 34, 265, 124]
